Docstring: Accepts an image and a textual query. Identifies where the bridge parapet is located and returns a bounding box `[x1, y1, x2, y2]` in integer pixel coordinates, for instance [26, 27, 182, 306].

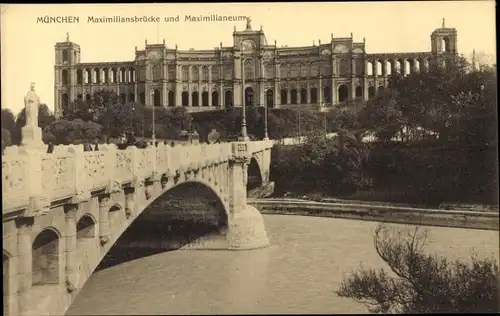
[2, 141, 272, 218]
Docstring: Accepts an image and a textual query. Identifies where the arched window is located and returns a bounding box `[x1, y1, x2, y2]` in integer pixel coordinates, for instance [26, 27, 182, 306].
[76, 69, 83, 84]
[140, 92, 145, 105]
[212, 91, 219, 106]
[153, 89, 161, 107]
[310, 87, 317, 104]
[201, 66, 209, 81]
[129, 68, 135, 82]
[61, 93, 69, 108]
[265, 64, 274, 78]
[300, 88, 307, 104]
[244, 59, 255, 80]
[182, 91, 189, 106]
[182, 66, 189, 81]
[211, 66, 219, 81]
[290, 64, 299, 78]
[266, 89, 274, 108]
[290, 89, 298, 104]
[279, 64, 289, 78]
[192, 91, 199, 107]
[355, 86, 362, 98]
[62, 50, 68, 63]
[120, 93, 126, 104]
[300, 64, 309, 77]
[202, 91, 209, 106]
[366, 61, 374, 76]
[191, 66, 199, 81]
[152, 65, 161, 82]
[168, 91, 175, 107]
[94, 69, 100, 83]
[224, 90, 233, 107]
[244, 87, 255, 107]
[61, 69, 69, 85]
[310, 62, 319, 77]
[280, 89, 288, 104]
[441, 37, 450, 53]
[129, 93, 135, 103]
[338, 85, 349, 102]
[323, 86, 331, 103]
[338, 59, 349, 76]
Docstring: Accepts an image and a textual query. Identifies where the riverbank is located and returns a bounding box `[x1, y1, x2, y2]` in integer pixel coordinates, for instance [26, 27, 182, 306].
[249, 199, 499, 231]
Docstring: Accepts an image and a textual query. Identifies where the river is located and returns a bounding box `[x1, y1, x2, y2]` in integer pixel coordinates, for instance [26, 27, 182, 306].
[66, 214, 499, 315]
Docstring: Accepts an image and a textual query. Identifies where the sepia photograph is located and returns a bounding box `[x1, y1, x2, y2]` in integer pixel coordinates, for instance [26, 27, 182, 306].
[1, 2, 498, 315]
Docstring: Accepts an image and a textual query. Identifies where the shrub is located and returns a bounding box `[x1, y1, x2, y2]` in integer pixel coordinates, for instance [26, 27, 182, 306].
[337, 224, 499, 313]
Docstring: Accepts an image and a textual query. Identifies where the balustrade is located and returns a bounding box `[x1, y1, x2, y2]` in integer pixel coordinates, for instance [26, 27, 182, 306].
[2, 140, 273, 215]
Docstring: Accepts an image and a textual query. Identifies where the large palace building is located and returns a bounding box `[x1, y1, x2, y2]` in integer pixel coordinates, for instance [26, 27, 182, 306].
[54, 19, 457, 114]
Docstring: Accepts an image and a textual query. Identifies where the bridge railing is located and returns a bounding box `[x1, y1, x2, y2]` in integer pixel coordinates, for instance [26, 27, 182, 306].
[2, 140, 271, 215]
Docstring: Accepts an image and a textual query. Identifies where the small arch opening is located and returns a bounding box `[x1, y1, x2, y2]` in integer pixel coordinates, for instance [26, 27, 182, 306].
[224, 90, 233, 107]
[308, 87, 317, 104]
[355, 86, 363, 99]
[290, 89, 298, 105]
[202, 91, 209, 107]
[280, 89, 288, 105]
[32, 229, 60, 286]
[300, 88, 307, 104]
[168, 91, 175, 107]
[77, 215, 96, 239]
[182, 91, 189, 107]
[211, 91, 219, 107]
[192, 91, 199, 107]
[266, 89, 274, 108]
[245, 87, 255, 107]
[338, 85, 349, 103]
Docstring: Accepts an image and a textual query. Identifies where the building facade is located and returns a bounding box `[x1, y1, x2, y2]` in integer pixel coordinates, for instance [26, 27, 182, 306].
[54, 19, 457, 114]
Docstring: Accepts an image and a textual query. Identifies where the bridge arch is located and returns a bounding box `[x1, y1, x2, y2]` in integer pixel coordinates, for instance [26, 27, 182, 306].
[32, 228, 61, 287]
[103, 180, 229, 257]
[247, 157, 263, 191]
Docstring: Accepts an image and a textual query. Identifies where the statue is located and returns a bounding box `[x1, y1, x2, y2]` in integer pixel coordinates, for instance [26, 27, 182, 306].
[246, 17, 252, 30]
[24, 83, 40, 128]
[442, 18, 446, 28]
[66, 32, 70, 42]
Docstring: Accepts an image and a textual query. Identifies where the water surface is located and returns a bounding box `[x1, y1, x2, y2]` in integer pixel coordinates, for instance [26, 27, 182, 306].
[67, 215, 499, 315]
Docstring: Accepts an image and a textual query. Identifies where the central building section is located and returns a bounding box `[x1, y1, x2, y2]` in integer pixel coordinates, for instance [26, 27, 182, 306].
[136, 21, 271, 111]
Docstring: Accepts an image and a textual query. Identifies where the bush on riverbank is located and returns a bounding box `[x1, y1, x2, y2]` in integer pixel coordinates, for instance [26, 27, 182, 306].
[336, 224, 499, 313]
[270, 132, 371, 197]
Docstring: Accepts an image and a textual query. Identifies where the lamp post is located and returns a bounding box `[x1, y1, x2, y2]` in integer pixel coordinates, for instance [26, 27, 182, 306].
[239, 53, 249, 141]
[150, 89, 156, 142]
[263, 60, 269, 140]
[130, 105, 135, 133]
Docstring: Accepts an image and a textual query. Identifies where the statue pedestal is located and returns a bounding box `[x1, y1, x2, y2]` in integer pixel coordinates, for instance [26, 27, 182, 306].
[21, 126, 44, 149]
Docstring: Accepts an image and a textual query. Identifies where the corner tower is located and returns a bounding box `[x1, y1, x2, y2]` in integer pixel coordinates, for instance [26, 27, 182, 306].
[430, 18, 458, 68]
[54, 33, 81, 117]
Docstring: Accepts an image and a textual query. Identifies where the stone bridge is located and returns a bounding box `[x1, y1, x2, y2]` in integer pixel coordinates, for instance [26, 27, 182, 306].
[2, 140, 274, 316]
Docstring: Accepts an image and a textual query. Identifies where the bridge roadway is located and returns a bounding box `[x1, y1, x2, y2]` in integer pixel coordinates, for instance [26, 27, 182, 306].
[2, 139, 274, 316]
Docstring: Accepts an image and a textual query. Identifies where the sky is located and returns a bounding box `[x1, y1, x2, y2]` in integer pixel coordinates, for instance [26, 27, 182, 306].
[1, 1, 496, 115]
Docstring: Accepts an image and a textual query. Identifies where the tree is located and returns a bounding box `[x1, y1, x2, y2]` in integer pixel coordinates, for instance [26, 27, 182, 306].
[337, 224, 499, 313]
[43, 119, 103, 145]
[1, 108, 16, 132]
[2, 128, 12, 153]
